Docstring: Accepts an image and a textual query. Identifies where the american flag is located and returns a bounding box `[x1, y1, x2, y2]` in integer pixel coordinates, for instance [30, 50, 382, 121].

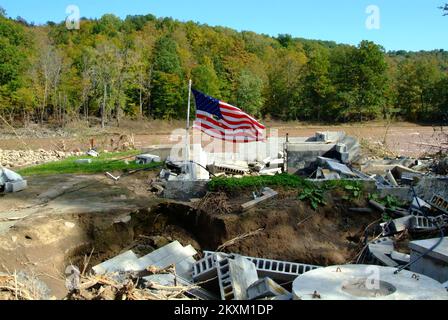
[192, 89, 266, 143]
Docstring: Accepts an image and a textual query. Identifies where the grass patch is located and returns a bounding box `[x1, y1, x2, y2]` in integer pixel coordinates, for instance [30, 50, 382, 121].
[17, 150, 162, 176]
[208, 174, 310, 192]
[209, 174, 366, 210]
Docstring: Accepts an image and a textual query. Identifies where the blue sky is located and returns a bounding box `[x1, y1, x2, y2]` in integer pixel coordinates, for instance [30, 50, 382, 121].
[1, 0, 446, 51]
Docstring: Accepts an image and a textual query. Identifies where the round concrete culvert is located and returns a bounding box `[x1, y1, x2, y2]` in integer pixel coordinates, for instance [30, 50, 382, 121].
[292, 265, 448, 300]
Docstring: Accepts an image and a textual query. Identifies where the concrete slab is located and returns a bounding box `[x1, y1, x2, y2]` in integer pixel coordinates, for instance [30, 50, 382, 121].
[409, 237, 448, 283]
[224, 255, 259, 300]
[92, 250, 140, 275]
[292, 265, 448, 300]
[137, 241, 197, 271]
[391, 251, 411, 265]
[247, 277, 290, 300]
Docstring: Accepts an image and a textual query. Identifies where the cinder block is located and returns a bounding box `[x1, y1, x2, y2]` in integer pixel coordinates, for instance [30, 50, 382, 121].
[430, 195, 448, 215]
[4, 180, 27, 193]
[194, 251, 321, 283]
[247, 277, 290, 300]
[217, 255, 258, 300]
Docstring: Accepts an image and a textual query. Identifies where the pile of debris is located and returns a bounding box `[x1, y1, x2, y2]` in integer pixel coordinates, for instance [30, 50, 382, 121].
[0, 272, 53, 300]
[76, 240, 323, 301]
[0, 149, 83, 168]
[208, 153, 286, 178]
[67, 268, 197, 301]
[0, 167, 27, 193]
[357, 193, 448, 283]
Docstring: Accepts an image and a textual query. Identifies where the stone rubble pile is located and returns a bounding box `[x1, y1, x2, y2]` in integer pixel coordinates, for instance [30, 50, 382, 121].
[0, 149, 84, 168]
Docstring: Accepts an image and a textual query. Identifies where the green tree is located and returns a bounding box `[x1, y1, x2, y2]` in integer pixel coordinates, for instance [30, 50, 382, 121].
[302, 46, 333, 121]
[191, 56, 221, 98]
[265, 47, 307, 120]
[396, 57, 441, 121]
[353, 41, 388, 121]
[153, 36, 182, 75]
[236, 69, 264, 117]
[433, 76, 448, 120]
[150, 35, 184, 119]
[329, 41, 387, 121]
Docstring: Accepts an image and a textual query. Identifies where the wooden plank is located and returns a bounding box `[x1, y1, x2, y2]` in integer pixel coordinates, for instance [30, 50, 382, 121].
[241, 188, 278, 211]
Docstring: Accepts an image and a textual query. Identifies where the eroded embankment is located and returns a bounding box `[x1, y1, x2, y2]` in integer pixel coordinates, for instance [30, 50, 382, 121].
[0, 187, 381, 299]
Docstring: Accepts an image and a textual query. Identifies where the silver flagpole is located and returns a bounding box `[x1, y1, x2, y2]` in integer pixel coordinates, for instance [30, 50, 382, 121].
[185, 79, 192, 175]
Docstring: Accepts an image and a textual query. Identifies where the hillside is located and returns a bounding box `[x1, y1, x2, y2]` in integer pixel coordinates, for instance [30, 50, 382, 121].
[0, 11, 447, 126]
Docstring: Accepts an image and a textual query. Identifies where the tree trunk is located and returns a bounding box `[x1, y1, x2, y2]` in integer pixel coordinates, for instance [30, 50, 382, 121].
[101, 83, 107, 128]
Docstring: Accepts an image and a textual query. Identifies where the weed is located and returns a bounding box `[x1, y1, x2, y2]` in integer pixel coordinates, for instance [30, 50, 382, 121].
[298, 186, 327, 210]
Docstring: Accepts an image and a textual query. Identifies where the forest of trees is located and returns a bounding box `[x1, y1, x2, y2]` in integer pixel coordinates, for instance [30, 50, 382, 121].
[0, 9, 447, 127]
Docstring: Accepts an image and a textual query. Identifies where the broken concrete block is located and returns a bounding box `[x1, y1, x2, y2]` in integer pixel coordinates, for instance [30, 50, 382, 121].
[137, 241, 197, 278]
[386, 170, 399, 187]
[367, 244, 399, 267]
[218, 255, 259, 300]
[209, 162, 250, 175]
[1, 168, 23, 182]
[430, 194, 448, 215]
[382, 216, 414, 235]
[411, 215, 446, 231]
[335, 143, 347, 153]
[92, 250, 141, 275]
[410, 237, 448, 283]
[196, 252, 321, 283]
[247, 277, 290, 300]
[4, 180, 27, 193]
[241, 187, 278, 211]
[412, 197, 431, 211]
[136, 154, 161, 165]
[267, 158, 285, 167]
[317, 157, 356, 177]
